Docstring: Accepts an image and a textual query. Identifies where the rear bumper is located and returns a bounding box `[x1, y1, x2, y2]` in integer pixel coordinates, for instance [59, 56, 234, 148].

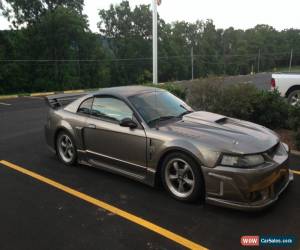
[44, 124, 56, 153]
[203, 153, 293, 211]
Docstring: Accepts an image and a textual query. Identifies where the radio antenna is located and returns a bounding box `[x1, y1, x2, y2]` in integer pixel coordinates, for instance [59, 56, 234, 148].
[155, 85, 159, 130]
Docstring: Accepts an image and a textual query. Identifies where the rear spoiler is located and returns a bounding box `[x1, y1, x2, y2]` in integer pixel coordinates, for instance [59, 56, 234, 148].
[44, 93, 86, 109]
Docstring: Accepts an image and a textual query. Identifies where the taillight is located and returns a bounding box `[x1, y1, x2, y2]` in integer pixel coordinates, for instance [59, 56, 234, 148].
[271, 78, 276, 88]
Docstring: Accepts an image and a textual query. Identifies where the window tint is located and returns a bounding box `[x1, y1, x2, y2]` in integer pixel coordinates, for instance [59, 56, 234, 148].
[91, 97, 133, 122]
[78, 98, 93, 114]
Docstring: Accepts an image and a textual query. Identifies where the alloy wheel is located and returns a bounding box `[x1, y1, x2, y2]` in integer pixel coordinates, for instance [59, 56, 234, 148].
[165, 158, 195, 198]
[57, 134, 75, 163]
[290, 91, 300, 106]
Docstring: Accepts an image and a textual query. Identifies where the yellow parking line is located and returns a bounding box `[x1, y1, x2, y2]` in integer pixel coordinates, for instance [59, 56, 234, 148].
[291, 170, 300, 175]
[0, 95, 18, 100]
[30, 92, 55, 97]
[0, 160, 207, 250]
[63, 90, 85, 94]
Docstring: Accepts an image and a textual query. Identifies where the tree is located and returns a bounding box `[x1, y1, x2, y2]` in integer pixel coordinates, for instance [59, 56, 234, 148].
[0, 0, 110, 93]
[0, 0, 83, 27]
[98, 1, 153, 85]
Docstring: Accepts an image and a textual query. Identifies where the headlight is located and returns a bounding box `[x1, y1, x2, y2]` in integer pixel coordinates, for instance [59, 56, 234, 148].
[280, 142, 289, 154]
[221, 154, 265, 167]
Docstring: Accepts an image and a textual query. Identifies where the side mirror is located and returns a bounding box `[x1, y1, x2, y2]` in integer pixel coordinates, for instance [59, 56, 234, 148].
[120, 118, 137, 129]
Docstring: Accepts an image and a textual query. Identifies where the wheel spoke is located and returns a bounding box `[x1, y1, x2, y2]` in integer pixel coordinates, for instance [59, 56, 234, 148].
[63, 146, 68, 154]
[169, 174, 178, 180]
[173, 161, 179, 171]
[182, 164, 189, 174]
[183, 177, 194, 186]
[291, 93, 300, 106]
[67, 148, 73, 157]
[178, 180, 184, 193]
[292, 97, 298, 102]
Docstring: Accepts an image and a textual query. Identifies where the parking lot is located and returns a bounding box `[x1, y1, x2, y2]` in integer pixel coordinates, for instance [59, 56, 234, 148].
[0, 97, 299, 250]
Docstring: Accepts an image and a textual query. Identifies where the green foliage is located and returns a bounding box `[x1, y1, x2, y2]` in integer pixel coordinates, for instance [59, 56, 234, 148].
[144, 83, 187, 101]
[0, 3, 110, 93]
[98, 1, 152, 85]
[249, 89, 290, 129]
[1, 0, 300, 94]
[287, 105, 300, 131]
[159, 84, 187, 100]
[0, 0, 84, 27]
[189, 83, 289, 129]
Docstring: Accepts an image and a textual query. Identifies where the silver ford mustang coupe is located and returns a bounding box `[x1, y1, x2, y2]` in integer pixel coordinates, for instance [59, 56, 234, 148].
[45, 86, 293, 210]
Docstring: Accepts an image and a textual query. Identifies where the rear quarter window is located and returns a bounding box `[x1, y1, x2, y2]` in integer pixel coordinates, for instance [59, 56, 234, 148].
[77, 98, 93, 114]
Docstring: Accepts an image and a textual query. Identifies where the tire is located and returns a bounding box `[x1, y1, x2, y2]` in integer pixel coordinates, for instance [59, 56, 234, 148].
[287, 89, 300, 106]
[56, 130, 77, 166]
[161, 152, 205, 202]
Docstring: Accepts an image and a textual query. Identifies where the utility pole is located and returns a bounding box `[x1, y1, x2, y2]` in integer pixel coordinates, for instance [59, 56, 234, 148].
[289, 49, 293, 72]
[191, 47, 194, 80]
[152, 0, 158, 84]
[257, 48, 261, 73]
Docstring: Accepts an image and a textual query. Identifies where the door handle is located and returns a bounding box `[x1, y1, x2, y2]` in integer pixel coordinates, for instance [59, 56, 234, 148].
[87, 124, 96, 129]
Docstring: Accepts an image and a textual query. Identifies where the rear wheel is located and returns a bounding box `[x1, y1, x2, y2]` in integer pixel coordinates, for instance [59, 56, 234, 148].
[161, 152, 205, 202]
[287, 89, 300, 106]
[56, 131, 77, 166]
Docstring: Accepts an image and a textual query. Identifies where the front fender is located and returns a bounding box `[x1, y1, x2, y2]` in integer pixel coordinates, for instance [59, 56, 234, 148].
[150, 138, 220, 172]
[157, 139, 204, 167]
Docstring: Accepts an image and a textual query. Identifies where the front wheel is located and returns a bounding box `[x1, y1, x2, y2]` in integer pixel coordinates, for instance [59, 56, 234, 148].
[161, 152, 205, 202]
[56, 131, 77, 166]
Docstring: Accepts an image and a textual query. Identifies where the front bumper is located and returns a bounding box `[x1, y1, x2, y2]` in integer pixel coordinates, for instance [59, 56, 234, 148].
[203, 153, 293, 211]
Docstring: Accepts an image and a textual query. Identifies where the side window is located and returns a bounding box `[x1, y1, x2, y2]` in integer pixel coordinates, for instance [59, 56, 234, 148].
[78, 98, 93, 114]
[91, 97, 133, 122]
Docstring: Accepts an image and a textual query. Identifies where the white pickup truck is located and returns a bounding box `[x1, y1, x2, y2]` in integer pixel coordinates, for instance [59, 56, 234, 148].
[271, 73, 300, 106]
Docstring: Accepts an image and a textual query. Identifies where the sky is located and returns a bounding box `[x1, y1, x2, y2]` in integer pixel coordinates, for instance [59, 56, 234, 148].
[1, 0, 300, 32]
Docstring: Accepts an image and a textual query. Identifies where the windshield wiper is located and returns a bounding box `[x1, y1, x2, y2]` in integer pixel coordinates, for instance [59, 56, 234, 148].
[148, 116, 177, 125]
[177, 105, 193, 118]
[177, 110, 193, 118]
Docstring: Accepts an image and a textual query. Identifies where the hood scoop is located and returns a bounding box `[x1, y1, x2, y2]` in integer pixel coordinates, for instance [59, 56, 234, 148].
[183, 111, 228, 124]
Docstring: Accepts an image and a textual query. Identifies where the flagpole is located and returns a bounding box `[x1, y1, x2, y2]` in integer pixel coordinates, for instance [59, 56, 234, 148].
[152, 0, 158, 85]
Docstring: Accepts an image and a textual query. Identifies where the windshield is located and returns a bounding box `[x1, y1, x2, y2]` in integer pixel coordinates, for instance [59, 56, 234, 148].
[129, 91, 193, 126]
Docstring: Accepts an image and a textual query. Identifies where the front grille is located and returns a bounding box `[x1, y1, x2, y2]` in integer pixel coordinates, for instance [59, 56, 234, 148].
[247, 172, 288, 203]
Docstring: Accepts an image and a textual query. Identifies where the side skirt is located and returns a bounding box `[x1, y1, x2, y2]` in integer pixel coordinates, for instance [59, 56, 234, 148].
[77, 150, 156, 186]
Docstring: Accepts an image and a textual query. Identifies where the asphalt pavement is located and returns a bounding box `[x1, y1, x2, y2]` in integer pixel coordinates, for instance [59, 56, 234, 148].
[0, 97, 299, 250]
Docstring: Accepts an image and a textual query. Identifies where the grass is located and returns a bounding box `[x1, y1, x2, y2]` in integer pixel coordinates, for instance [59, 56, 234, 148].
[272, 65, 300, 73]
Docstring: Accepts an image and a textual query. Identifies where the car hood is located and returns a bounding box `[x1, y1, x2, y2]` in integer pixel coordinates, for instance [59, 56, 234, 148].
[159, 111, 279, 154]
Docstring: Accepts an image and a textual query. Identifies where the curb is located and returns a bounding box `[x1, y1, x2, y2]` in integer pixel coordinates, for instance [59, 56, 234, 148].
[291, 150, 300, 156]
[0, 89, 88, 100]
[63, 90, 85, 94]
[30, 92, 56, 97]
[0, 95, 18, 100]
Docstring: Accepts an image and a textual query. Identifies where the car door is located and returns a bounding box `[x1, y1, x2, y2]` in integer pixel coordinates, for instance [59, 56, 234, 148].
[83, 95, 147, 178]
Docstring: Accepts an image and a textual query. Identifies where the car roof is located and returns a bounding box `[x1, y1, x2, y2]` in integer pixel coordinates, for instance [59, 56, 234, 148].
[93, 85, 165, 98]
[64, 85, 165, 114]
